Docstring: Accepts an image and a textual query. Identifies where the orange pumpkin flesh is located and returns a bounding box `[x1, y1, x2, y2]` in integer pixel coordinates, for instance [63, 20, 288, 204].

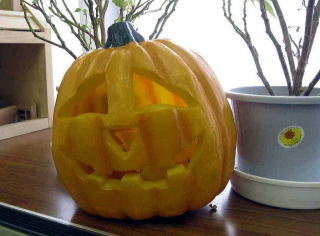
[52, 22, 236, 219]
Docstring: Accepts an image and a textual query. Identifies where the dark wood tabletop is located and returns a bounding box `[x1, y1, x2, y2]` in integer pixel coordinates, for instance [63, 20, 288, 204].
[0, 129, 319, 236]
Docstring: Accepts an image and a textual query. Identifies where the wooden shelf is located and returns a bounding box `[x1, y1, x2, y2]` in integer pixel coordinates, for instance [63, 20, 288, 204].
[0, 30, 48, 44]
[0, 10, 41, 31]
[0, 118, 48, 140]
[0, 8, 53, 141]
[0, 0, 21, 12]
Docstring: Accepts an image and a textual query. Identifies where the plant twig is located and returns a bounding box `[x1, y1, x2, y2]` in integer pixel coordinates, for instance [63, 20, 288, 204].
[61, 0, 89, 49]
[87, 0, 101, 47]
[303, 70, 320, 95]
[149, 0, 179, 40]
[21, 0, 180, 59]
[45, 0, 96, 41]
[307, 0, 320, 59]
[50, 1, 90, 51]
[97, 0, 109, 44]
[144, 0, 168, 14]
[222, 0, 275, 95]
[303, 1, 320, 96]
[126, 0, 143, 19]
[20, 0, 77, 59]
[289, 34, 302, 60]
[259, 0, 292, 95]
[242, 0, 250, 37]
[271, 0, 296, 79]
[293, 0, 315, 95]
[126, 0, 155, 22]
[120, 8, 124, 21]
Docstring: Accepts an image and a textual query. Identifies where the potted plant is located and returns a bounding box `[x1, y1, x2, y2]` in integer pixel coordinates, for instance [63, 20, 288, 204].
[20, 0, 180, 59]
[223, 0, 320, 209]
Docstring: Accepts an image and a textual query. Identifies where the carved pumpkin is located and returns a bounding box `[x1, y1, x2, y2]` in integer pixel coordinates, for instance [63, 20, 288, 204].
[52, 22, 236, 219]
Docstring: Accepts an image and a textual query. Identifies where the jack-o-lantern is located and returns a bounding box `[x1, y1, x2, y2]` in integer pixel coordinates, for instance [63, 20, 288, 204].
[52, 22, 236, 220]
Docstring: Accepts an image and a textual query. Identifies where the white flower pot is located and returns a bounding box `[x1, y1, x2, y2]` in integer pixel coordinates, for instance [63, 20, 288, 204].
[226, 86, 320, 209]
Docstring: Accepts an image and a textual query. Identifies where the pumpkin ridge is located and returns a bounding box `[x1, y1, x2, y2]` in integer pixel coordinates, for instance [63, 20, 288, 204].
[157, 39, 236, 191]
[52, 33, 236, 219]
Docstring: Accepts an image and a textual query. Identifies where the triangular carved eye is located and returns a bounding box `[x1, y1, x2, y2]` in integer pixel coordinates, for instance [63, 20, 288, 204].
[59, 78, 108, 117]
[74, 82, 108, 115]
[133, 73, 187, 109]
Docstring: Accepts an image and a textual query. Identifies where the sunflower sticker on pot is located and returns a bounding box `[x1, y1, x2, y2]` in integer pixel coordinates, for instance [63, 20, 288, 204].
[278, 126, 305, 148]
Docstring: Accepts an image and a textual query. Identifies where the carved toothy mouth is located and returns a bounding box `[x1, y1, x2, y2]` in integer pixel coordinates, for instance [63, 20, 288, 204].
[75, 135, 201, 181]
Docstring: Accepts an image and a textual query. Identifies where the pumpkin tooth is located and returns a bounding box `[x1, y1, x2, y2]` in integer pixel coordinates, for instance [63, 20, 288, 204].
[140, 165, 167, 181]
[109, 170, 140, 180]
[174, 137, 199, 165]
[110, 128, 138, 152]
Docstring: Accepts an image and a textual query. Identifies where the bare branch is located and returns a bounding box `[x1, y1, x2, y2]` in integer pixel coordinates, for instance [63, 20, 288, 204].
[135, 0, 154, 12]
[303, 69, 320, 95]
[87, 0, 101, 47]
[289, 34, 301, 60]
[307, 0, 320, 58]
[83, 0, 90, 8]
[222, 0, 275, 95]
[126, 0, 142, 19]
[293, 0, 315, 95]
[120, 8, 124, 21]
[271, 0, 296, 78]
[47, 1, 96, 41]
[302, 0, 308, 8]
[20, 0, 180, 60]
[126, 0, 155, 22]
[242, 0, 250, 37]
[149, 0, 179, 40]
[61, 0, 91, 50]
[61, 0, 78, 25]
[49, 1, 90, 51]
[259, 0, 292, 95]
[144, 0, 168, 14]
[98, 0, 109, 44]
[20, 1, 77, 59]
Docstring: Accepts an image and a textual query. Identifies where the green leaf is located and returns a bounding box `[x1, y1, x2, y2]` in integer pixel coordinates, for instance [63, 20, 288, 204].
[264, 1, 275, 17]
[82, 9, 88, 14]
[112, 0, 128, 9]
[32, 0, 39, 4]
[114, 16, 122, 23]
[250, 0, 276, 18]
[75, 8, 82, 12]
[81, 24, 88, 30]
[127, 0, 134, 8]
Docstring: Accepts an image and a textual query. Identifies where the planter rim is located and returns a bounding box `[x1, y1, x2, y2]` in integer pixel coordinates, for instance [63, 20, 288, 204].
[234, 169, 320, 188]
[226, 86, 320, 104]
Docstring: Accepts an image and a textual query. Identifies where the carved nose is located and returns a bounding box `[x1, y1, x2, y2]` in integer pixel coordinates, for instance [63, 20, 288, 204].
[110, 128, 138, 152]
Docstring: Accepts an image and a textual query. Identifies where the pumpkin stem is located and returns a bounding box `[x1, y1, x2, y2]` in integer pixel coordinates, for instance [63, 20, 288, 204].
[104, 22, 144, 48]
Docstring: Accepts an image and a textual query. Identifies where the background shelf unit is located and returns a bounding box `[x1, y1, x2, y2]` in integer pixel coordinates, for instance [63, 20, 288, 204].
[0, 0, 21, 12]
[0, 5, 54, 140]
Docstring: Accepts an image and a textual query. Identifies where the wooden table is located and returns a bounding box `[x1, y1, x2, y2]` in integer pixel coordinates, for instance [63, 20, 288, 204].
[0, 129, 319, 236]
